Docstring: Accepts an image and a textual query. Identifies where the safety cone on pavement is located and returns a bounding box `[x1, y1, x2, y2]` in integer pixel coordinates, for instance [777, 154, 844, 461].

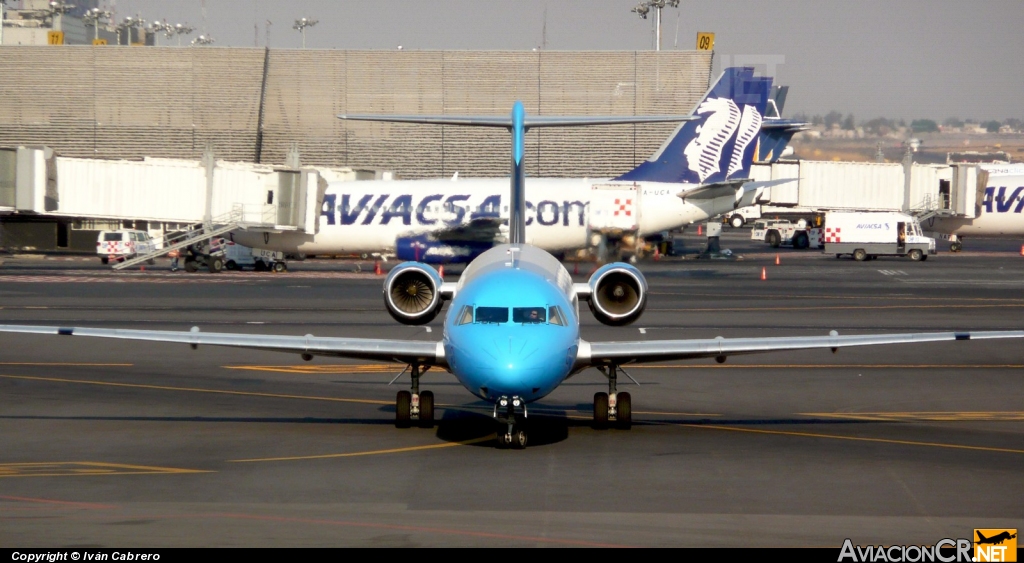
[1020, 244, 1024, 256]
[653, 247, 661, 261]
[374, 260, 382, 275]
[697, 224, 703, 236]
[775, 254, 780, 265]
[438, 265, 445, 278]
[760, 267, 767, 281]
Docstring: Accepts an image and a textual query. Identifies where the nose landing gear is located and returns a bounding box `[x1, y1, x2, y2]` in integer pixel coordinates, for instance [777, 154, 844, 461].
[494, 395, 528, 449]
[394, 363, 435, 429]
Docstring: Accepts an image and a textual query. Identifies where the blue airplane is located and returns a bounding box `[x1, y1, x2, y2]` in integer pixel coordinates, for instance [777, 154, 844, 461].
[2, 68, 1022, 449]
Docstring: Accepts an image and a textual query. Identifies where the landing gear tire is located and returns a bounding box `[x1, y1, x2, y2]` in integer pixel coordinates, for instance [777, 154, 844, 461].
[767, 231, 782, 248]
[395, 390, 412, 428]
[730, 215, 744, 229]
[418, 390, 434, 428]
[908, 249, 923, 261]
[208, 257, 224, 273]
[617, 392, 632, 430]
[512, 428, 527, 449]
[853, 249, 867, 262]
[273, 261, 287, 273]
[593, 392, 609, 430]
[184, 259, 198, 273]
[950, 242, 962, 252]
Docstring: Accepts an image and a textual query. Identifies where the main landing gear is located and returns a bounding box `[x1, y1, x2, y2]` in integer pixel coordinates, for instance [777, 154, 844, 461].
[493, 395, 528, 449]
[394, 363, 434, 429]
[593, 365, 635, 430]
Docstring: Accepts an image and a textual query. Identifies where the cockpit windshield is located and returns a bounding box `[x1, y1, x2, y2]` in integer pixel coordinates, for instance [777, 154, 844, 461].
[512, 307, 546, 324]
[475, 307, 508, 324]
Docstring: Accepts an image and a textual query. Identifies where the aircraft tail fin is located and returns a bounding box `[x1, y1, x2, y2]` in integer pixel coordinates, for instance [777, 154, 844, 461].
[614, 67, 771, 184]
[977, 531, 989, 542]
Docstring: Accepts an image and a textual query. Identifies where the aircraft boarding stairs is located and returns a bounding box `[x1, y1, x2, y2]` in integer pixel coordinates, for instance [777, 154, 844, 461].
[911, 193, 955, 223]
[112, 205, 271, 271]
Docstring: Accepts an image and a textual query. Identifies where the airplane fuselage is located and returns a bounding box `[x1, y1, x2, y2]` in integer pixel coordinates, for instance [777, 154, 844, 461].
[929, 170, 1024, 237]
[231, 178, 738, 257]
[441, 243, 580, 403]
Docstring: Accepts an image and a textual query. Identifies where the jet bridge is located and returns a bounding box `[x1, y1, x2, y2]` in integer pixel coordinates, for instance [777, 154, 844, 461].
[1, 147, 328, 262]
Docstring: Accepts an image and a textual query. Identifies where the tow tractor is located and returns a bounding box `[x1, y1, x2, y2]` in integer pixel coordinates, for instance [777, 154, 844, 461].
[751, 218, 817, 249]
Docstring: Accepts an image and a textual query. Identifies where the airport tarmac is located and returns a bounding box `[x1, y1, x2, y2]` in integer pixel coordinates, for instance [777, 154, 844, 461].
[1, 230, 1022, 547]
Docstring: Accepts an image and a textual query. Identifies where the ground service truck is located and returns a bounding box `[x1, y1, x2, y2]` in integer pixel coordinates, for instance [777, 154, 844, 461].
[822, 211, 936, 261]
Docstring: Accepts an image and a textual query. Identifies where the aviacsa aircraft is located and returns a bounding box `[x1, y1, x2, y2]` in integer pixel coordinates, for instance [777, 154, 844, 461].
[3, 68, 1021, 449]
[926, 164, 1024, 251]
[231, 67, 799, 264]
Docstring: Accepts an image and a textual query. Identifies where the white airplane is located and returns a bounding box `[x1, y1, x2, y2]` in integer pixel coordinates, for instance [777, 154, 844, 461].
[6, 68, 1018, 449]
[927, 164, 1024, 251]
[232, 67, 792, 264]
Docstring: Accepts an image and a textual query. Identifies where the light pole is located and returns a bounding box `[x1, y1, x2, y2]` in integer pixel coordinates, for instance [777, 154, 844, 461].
[148, 19, 172, 46]
[293, 17, 317, 48]
[630, 0, 680, 51]
[117, 15, 146, 46]
[172, 23, 195, 46]
[82, 7, 112, 42]
[191, 34, 215, 47]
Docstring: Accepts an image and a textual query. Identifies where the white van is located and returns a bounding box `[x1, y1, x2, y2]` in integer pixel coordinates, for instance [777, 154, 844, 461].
[822, 211, 936, 261]
[96, 230, 157, 265]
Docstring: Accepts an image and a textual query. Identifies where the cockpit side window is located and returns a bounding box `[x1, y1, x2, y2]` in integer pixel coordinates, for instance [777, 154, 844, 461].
[456, 305, 474, 326]
[475, 307, 508, 324]
[512, 307, 546, 323]
[547, 306, 566, 326]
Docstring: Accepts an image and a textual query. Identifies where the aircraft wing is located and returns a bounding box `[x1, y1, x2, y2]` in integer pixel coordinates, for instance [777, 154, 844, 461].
[0, 325, 444, 366]
[430, 217, 505, 242]
[584, 330, 1024, 365]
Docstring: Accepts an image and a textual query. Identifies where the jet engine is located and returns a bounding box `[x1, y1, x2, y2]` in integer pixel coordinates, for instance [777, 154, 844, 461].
[383, 262, 444, 325]
[585, 263, 648, 326]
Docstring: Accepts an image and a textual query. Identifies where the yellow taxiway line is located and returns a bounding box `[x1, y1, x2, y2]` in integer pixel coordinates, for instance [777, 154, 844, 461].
[229, 436, 495, 463]
[678, 424, 1024, 455]
[0, 461, 210, 478]
[0, 374, 391, 406]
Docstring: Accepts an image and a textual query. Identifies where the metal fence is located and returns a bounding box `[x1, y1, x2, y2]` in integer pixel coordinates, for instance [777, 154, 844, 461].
[0, 47, 712, 179]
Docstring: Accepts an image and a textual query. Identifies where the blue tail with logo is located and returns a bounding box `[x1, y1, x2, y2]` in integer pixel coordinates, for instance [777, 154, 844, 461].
[614, 67, 772, 184]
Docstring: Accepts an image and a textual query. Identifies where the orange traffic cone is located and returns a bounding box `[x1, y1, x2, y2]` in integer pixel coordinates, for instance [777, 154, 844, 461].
[373, 261, 382, 275]
[1020, 245, 1023, 256]
[653, 247, 661, 261]
[775, 254, 780, 265]
[438, 265, 445, 278]
[697, 224, 703, 236]
[760, 267, 767, 280]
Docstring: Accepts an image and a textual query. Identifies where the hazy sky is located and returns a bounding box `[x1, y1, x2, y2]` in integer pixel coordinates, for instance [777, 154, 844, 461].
[93, 0, 1022, 121]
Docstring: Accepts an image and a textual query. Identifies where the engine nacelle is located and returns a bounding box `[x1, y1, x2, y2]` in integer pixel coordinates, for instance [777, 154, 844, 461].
[585, 263, 648, 326]
[383, 262, 444, 325]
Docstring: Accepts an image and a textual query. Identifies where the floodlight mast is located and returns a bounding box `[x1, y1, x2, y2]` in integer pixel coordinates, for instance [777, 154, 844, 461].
[293, 17, 317, 49]
[83, 7, 112, 41]
[630, 0, 680, 51]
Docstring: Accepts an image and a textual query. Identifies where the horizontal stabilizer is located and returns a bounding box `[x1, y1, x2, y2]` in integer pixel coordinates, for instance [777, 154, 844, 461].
[338, 114, 694, 129]
[678, 177, 797, 201]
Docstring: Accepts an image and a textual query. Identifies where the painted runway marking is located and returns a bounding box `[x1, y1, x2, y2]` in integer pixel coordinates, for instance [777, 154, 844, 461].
[0, 374, 391, 405]
[650, 291, 1024, 303]
[0, 362, 133, 367]
[0, 495, 118, 509]
[681, 424, 1024, 455]
[0, 462, 209, 478]
[801, 412, 1024, 422]
[652, 304, 1024, 312]
[229, 436, 495, 463]
[878, 270, 908, 276]
[0, 271, 383, 284]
